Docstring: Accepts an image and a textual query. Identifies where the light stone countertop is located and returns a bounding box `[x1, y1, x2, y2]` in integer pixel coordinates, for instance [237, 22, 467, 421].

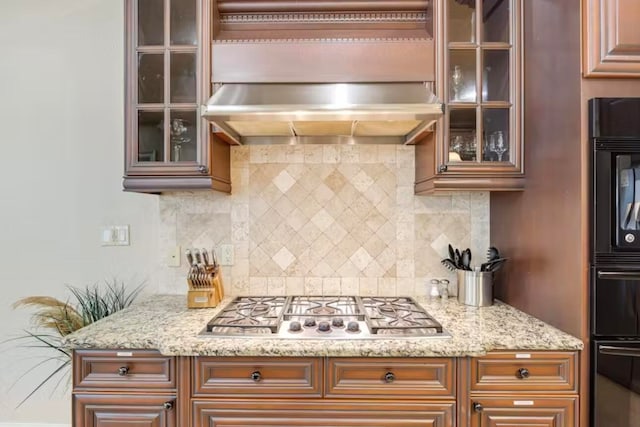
[62, 295, 583, 357]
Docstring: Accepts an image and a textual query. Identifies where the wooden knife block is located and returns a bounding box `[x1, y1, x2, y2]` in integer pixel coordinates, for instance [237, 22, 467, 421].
[187, 266, 225, 309]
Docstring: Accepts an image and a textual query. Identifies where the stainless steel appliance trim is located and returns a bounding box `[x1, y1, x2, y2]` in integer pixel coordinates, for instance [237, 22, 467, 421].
[597, 271, 640, 279]
[599, 345, 640, 358]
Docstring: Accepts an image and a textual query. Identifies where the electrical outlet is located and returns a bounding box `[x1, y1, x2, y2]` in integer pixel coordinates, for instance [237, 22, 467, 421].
[168, 245, 181, 267]
[218, 244, 234, 266]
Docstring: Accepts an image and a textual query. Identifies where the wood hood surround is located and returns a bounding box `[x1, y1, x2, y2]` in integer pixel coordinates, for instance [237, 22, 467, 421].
[208, 0, 438, 144]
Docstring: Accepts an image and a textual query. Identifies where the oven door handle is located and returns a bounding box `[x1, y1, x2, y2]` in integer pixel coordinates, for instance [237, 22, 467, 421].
[597, 271, 640, 280]
[599, 345, 640, 357]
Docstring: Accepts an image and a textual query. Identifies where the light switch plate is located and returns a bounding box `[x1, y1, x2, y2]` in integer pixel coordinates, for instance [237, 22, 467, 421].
[101, 225, 130, 246]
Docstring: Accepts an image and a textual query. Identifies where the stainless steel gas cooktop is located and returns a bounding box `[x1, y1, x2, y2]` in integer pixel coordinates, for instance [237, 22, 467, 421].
[201, 296, 450, 339]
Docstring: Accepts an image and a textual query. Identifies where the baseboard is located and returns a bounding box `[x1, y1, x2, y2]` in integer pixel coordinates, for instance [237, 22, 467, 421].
[0, 424, 70, 427]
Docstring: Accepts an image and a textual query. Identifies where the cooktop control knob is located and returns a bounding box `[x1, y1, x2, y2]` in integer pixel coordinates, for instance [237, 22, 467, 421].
[303, 318, 317, 327]
[289, 321, 302, 332]
[346, 321, 360, 333]
[331, 317, 344, 328]
[317, 321, 331, 332]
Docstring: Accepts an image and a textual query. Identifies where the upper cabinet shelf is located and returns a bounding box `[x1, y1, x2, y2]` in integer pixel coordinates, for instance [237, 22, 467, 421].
[583, 0, 640, 77]
[415, 0, 524, 194]
[124, 0, 230, 193]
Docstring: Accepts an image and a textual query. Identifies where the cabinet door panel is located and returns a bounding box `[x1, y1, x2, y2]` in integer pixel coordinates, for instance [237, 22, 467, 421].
[193, 400, 454, 427]
[74, 394, 176, 427]
[584, 0, 640, 76]
[470, 397, 576, 427]
[193, 357, 322, 397]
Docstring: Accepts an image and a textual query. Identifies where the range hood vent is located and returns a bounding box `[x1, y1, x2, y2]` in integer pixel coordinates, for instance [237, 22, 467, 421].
[202, 83, 443, 145]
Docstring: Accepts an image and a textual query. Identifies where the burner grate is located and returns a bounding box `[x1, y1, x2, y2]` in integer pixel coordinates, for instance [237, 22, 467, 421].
[205, 296, 287, 333]
[360, 296, 444, 335]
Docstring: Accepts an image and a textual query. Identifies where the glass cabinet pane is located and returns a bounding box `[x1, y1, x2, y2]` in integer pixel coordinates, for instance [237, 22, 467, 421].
[170, 53, 196, 103]
[170, 0, 197, 45]
[483, 0, 510, 43]
[138, 111, 165, 162]
[482, 50, 509, 102]
[449, 50, 477, 102]
[449, 109, 477, 162]
[482, 108, 510, 162]
[170, 110, 197, 162]
[138, 53, 164, 103]
[138, 0, 164, 46]
[448, 0, 476, 43]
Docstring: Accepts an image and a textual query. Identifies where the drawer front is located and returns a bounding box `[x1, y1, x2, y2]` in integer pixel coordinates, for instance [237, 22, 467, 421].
[193, 357, 322, 397]
[73, 350, 175, 390]
[470, 351, 578, 393]
[326, 357, 455, 399]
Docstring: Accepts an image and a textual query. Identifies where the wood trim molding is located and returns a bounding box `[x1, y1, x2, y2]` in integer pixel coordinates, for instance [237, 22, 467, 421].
[219, 11, 429, 24]
[583, 0, 640, 77]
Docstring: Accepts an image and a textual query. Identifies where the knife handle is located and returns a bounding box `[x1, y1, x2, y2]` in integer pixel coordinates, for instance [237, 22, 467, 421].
[194, 248, 202, 264]
[202, 249, 210, 266]
[185, 249, 194, 266]
[211, 248, 218, 269]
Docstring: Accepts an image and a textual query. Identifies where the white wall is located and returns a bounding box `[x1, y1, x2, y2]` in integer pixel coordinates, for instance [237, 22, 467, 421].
[0, 1, 158, 423]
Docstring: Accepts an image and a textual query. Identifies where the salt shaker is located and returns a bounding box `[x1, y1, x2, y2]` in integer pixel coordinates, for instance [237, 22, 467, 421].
[439, 279, 450, 299]
[429, 279, 440, 298]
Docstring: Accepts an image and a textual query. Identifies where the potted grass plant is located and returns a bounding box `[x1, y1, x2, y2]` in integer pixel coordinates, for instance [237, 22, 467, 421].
[8, 279, 144, 407]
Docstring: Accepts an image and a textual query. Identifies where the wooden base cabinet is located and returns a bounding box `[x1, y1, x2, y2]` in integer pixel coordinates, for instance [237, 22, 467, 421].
[469, 397, 577, 427]
[74, 394, 176, 427]
[193, 400, 454, 427]
[73, 351, 580, 427]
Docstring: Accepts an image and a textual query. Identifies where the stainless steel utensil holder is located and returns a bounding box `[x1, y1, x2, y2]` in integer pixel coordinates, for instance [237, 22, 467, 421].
[457, 270, 493, 307]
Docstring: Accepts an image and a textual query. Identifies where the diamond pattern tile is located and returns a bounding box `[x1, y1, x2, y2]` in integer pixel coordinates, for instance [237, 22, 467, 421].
[161, 145, 490, 296]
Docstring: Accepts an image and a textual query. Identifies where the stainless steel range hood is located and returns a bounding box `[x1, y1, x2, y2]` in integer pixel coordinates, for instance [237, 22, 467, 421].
[201, 83, 443, 145]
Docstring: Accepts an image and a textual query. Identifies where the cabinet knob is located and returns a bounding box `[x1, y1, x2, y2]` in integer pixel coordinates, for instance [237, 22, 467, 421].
[198, 164, 208, 174]
[250, 371, 262, 382]
[384, 372, 395, 383]
[517, 367, 530, 379]
[438, 164, 448, 173]
[473, 402, 483, 413]
[162, 401, 174, 411]
[118, 366, 129, 376]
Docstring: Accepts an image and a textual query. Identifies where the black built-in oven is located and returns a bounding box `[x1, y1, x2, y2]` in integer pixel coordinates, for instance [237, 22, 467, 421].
[590, 98, 640, 427]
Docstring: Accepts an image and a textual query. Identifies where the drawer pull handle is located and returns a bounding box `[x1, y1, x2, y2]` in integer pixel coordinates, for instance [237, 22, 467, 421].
[162, 401, 174, 411]
[384, 372, 395, 383]
[250, 371, 262, 382]
[118, 366, 129, 376]
[473, 402, 483, 413]
[516, 368, 530, 379]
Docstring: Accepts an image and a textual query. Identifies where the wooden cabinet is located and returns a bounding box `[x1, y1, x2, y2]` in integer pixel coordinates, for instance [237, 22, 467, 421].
[469, 397, 577, 427]
[415, 0, 524, 193]
[72, 350, 180, 427]
[193, 400, 454, 426]
[74, 394, 176, 427]
[466, 351, 579, 427]
[123, 0, 230, 193]
[73, 351, 580, 427]
[192, 356, 455, 427]
[583, 0, 640, 77]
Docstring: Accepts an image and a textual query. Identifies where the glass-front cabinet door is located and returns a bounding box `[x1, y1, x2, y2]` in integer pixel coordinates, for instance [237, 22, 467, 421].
[440, 0, 522, 175]
[125, 0, 208, 178]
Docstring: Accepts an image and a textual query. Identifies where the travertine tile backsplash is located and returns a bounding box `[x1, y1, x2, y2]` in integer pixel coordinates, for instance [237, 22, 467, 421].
[158, 145, 489, 296]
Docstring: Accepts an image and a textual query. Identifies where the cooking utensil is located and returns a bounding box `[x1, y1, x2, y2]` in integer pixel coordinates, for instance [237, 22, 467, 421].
[202, 248, 210, 266]
[454, 249, 462, 269]
[487, 246, 500, 261]
[194, 249, 202, 265]
[441, 258, 457, 271]
[461, 248, 472, 271]
[448, 244, 456, 263]
[480, 257, 508, 272]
